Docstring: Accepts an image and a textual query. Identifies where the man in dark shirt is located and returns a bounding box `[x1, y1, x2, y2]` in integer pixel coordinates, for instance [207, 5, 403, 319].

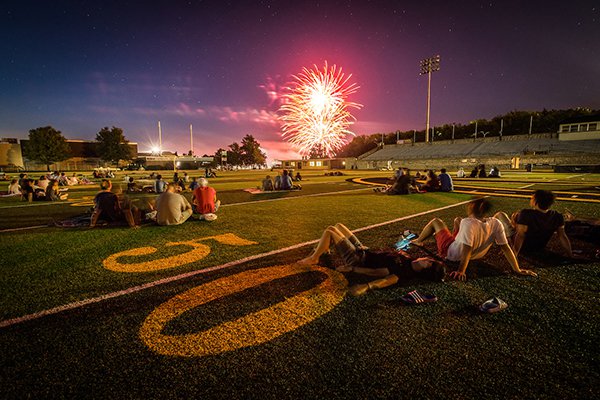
[495, 190, 572, 257]
[90, 179, 137, 228]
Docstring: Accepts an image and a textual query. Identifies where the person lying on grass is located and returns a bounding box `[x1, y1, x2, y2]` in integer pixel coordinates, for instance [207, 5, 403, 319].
[494, 190, 573, 259]
[298, 223, 446, 296]
[411, 198, 537, 281]
[90, 179, 138, 229]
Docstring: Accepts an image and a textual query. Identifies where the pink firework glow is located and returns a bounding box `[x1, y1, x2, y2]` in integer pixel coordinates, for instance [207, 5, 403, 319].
[278, 63, 362, 157]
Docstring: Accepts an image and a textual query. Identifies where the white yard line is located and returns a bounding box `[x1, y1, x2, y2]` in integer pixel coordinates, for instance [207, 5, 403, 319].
[564, 174, 587, 180]
[518, 184, 535, 189]
[0, 198, 473, 328]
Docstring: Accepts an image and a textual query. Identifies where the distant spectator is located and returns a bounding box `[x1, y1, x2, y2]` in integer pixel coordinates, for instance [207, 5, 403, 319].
[18, 173, 28, 188]
[69, 173, 79, 185]
[394, 167, 404, 179]
[469, 167, 478, 178]
[262, 175, 275, 191]
[439, 168, 454, 192]
[189, 177, 199, 191]
[422, 170, 441, 192]
[456, 167, 465, 178]
[156, 183, 193, 225]
[183, 172, 190, 183]
[8, 178, 20, 195]
[154, 174, 167, 194]
[21, 179, 34, 202]
[127, 177, 141, 193]
[90, 179, 137, 228]
[192, 178, 220, 221]
[280, 170, 293, 190]
[173, 172, 179, 183]
[478, 164, 487, 178]
[45, 179, 68, 201]
[495, 190, 572, 258]
[38, 175, 49, 190]
[294, 172, 302, 181]
[489, 166, 501, 178]
[387, 169, 410, 195]
[274, 173, 282, 190]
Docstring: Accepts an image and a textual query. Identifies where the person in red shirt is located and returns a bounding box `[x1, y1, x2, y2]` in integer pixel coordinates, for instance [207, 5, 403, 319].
[192, 178, 220, 219]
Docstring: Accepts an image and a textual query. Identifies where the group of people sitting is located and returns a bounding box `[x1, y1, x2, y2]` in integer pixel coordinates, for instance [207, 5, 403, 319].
[300, 190, 575, 295]
[261, 170, 302, 191]
[7, 173, 70, 202]
[89, 177, 220, 228]
[377, 167, 454, 195]
[458, 164, 501, 178]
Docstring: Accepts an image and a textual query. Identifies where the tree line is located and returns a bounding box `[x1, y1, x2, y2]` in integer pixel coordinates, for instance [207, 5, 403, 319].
[23, 126, 133, 171]
[338, 108, 600, 157]
[213, 134, 267, 167]
[23, 126, 268, 170]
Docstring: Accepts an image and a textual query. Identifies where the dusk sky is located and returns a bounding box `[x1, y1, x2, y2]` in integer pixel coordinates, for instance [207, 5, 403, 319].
[1, 1, 598, 161]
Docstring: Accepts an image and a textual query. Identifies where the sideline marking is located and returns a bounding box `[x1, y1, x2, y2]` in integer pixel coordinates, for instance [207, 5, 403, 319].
[0, 198, 473, 329]
[519, 184, 535, 189]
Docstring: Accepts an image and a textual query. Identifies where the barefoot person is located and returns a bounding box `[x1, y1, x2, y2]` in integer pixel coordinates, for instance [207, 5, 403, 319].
[412, 198, 537, 281]
[298, 223, 446, 295]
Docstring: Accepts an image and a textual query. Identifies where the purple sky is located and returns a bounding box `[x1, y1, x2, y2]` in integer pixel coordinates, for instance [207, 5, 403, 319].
[1, 1, 598, 161]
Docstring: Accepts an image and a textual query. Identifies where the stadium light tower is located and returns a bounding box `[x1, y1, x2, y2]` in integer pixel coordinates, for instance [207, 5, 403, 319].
[419, 55, 441, 143]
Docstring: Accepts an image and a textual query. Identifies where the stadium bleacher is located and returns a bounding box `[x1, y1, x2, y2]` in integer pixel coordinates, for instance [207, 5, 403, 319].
[360, 136, 600, 161]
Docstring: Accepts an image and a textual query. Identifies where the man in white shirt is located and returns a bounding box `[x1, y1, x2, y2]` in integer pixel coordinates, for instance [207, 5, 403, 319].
[412, 198, 537, 281]
[155, 183, 193, 226]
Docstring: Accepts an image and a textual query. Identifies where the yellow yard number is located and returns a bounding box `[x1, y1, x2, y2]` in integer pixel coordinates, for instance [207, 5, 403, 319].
[103, 233, 258, 273]
[140, 264, 348, 357]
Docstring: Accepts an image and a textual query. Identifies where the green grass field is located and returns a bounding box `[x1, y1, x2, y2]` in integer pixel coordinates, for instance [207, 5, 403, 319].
[1, 170, 599, 399]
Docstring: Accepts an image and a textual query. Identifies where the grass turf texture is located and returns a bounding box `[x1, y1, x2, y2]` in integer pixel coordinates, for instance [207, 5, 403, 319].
[1, 171, 599, 399]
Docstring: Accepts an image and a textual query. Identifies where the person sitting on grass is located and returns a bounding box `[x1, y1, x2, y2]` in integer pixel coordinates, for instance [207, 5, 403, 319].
[192, 178, 220, 221]
[494, 190, 573, 258]
[439, 168, 454, 192]
[280, 169, 293, 190]
[154, 174, 167, 194]
[411, 198, 537, 281]
[8, 178, 20, 195]
[127, 177, 141, 193]
[90, 179, 137, 228]
[262, 175, 274, 191]
[421, 170, 441, 192]
[298, 223, 446, 296]
[45, 179, 68, 201]
[156, 183, 193, 225]
[21, 179, 34, 202]
[188, 177, 199, 191]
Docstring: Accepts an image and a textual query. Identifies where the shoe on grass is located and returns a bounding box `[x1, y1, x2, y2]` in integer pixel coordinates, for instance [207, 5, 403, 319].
[480, 297, 508, 313]
[400, 290, 437, 305]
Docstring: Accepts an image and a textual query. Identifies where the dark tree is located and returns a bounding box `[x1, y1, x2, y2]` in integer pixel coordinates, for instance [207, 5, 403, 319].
[96, 126, 133, 167]
[240, 134, 267, 166]
[23, 126, 71, 171]
[227, 142, 243, 166]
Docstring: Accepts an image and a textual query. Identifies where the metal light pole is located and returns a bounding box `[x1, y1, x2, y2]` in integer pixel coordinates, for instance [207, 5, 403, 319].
[190, 124, 193, 156]
[419, 55, 441, 143]
[157, 121, 162, 155]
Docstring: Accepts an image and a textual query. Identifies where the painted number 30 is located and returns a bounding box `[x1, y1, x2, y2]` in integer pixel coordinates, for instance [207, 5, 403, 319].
[102, 233, 348, 357]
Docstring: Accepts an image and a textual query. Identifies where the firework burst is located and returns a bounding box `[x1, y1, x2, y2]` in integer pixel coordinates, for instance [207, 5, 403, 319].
[278, 62, 362, 157]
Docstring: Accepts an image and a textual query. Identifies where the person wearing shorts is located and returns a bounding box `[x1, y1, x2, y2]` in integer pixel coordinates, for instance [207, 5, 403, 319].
[412, 198, 537, 281]
[298, 223, 446, 295]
